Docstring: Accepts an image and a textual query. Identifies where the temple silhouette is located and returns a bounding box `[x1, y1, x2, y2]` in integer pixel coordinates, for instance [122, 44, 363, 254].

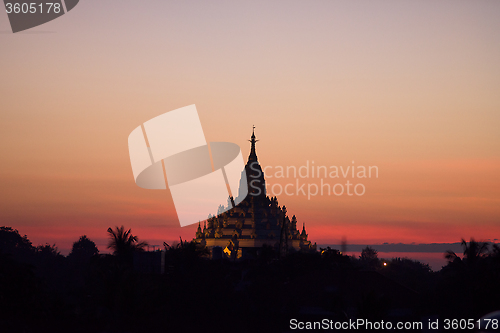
[195, 128, 316, 258]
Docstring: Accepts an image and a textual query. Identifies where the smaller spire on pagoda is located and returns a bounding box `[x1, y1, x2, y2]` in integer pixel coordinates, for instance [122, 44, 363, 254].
[196, 222, 203, 239]
[300, 223, 308, 240]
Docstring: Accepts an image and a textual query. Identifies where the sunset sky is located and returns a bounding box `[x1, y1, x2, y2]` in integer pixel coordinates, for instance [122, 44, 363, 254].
[1, 1, 499, 255]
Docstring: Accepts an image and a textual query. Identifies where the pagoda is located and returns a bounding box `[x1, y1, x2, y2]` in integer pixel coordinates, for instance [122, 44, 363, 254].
[195, 128, 316, 258]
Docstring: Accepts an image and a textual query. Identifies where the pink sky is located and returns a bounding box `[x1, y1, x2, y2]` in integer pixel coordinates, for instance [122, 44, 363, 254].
[1, 1, 499, 254]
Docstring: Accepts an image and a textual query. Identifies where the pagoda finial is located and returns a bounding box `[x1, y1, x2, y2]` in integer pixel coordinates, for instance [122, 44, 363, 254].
[248, 126, 259, 162]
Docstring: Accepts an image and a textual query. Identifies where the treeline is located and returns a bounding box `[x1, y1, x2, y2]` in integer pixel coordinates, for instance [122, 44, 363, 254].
[1, 226, 499, 333]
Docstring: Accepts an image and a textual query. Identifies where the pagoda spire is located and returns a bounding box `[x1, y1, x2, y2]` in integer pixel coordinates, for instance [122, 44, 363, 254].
[248, 125, 259, 162]
[300, 223, 308, 240]
[196, 221, 203, 239]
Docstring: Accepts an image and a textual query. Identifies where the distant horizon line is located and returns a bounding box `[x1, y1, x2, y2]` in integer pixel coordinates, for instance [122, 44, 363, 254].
[316, 241, 499, 253]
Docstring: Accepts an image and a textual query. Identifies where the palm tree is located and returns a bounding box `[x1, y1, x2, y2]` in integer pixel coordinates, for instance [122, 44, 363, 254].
[442, 238, 493, 318]
[445, 238, 489, 266]
[107, 226, 148, 261]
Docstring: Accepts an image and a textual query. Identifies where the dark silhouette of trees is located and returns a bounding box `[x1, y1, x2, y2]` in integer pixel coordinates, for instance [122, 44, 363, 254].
[68, 235, 99, 263]
[36, 243, 61, 257]
[380, 257, 433, 293]
[163, 238, 208, 264]
[107, 226, 147, 263]
[360, 246, 378, 261]
[319, 246, 352, 269]
[0, 226, 34, 262]
[0, 249, 42, 332]
[67, 235, 100, 289]
[445, 237, 489, 267]
[320, 246, 341, 258]
[2, 225, 500, 333]
[437, 238, 499, 319]
[33, 243, 67, 291]
[360, 246, 380, 270]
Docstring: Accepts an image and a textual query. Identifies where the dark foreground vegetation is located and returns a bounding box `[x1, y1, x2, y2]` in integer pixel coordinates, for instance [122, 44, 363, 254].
[1, 226, 499, 333]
